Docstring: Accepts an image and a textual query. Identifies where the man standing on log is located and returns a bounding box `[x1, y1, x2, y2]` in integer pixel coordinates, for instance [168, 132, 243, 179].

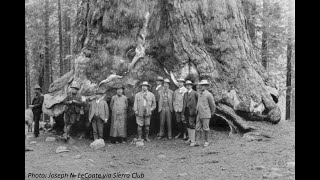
[29, 84, 44, 138]
[134, 81, 156, 141]
[63, 81, 83, 142]
[182, 80, 198, 146]
[151, 76, 164, 135]
[88, 89, 109, 141]
[109, 85, 128, 143]
[156, 78, 174, 140]
[195, 80, 216, 147]
[173, 78, 188, 140]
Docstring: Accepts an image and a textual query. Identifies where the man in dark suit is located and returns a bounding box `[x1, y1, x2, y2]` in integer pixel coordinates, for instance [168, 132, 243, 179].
[157, 78, 174, 139]
[196, 80, 216, 147]
[151, 76, 164, 135]
[182, 80, 198, 146]
[88, 89, 109, 141]
[29, 84, 44, 138]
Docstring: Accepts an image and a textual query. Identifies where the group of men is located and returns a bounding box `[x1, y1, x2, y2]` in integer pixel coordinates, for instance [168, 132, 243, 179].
[27, 76, 216, 148]
[136, 76, 216, 147]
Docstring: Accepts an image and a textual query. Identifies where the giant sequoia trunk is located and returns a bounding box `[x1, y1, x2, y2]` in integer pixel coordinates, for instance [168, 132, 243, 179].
[43, 0, 281, 134]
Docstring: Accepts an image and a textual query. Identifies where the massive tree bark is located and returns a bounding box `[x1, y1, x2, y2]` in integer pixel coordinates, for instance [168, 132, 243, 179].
[242, 0, 256, 46]
[43, 0, 281, 134]
[25, 38, 31, 108]
[43, 0, 50, 94]
[261, 0, 269, 69]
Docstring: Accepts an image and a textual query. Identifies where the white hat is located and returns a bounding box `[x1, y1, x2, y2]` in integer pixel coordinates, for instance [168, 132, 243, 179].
[198, 79, 210, 85]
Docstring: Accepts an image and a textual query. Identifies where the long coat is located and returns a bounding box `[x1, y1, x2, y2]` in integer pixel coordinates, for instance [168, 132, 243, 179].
[109, 95, 128, 137]
[196, 90, 216, 119]
[158, 88, 174, 112]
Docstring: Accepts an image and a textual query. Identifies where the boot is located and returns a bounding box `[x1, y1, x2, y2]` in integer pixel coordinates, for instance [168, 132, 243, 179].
[145, 126, 151, 142]
[137, 126, 143, 141]
[185, 128, 191, 143]
[204, 131, 209, 147]
[190, 129, 199, 147]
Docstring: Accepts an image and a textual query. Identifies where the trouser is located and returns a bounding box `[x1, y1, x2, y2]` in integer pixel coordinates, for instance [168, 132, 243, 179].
[175, 112, 187, 135]
[151, 102, 159, 134]
[33, 111, 41, 137]
[92, 115, 104, 140]
[136, 115, 150, 139]
[64, 112, 79, 138]
[159, 106, 172, 137]
[195, 115, 210, 142]
[186, 115, 196, 129]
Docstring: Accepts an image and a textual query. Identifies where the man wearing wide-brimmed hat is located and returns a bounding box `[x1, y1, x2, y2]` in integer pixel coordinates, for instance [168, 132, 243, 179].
[88, 89, 109, 142]
[110, 85, 128, 143]
[151, 76, 164, 135]
[181, 80, 198, 146]
[173, 78, 188, 140]
[156, 78, 174, 139]
[63, 81, 83, 141]
[133, 81, 156, 141]
[29, 84, 44, 138]
[195, 79, 216, 147]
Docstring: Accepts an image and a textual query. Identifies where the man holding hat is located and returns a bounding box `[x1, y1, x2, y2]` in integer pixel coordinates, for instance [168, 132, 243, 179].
[195, 79, 216, 147]
[133, 81, 156, 141]
[151, 76, 164, 135]
[110, 85, 128, 143]
[29, 84, 44, 138]
[181, 80, 198, 146]
[173, 78, 188, 139]
[88, 89, 109, 141]
[157, 78, 174, 139]
[63, 81, 83, 141]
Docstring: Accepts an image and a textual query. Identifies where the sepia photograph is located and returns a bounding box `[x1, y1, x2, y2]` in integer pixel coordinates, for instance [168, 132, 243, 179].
[25, 0, 295, 179]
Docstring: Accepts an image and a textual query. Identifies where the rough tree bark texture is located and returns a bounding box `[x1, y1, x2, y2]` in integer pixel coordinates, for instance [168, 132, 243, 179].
[242, 0, 256, 45]
[25, 38, 31, 107]
[43, 0, 281, 134]
[261, 0, 268, 69]
[43, 0, 50, 94]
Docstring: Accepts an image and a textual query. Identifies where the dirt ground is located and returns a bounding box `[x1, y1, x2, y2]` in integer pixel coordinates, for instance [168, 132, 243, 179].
[25, 120, 295, 180]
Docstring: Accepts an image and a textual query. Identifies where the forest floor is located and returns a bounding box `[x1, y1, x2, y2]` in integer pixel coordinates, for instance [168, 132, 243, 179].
[25, 119, 295, 180]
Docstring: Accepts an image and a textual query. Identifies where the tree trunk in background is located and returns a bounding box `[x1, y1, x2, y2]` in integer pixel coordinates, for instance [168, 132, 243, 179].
[286, 0, 294, 120]
[44, 0, 281, 134]
[64, 0, 72, 73]
[242, 0, 257, 46]
[261, 0, 269, 69]
[58, 0, 64, 76]
[25, 38, 31, 108]
[43, 0, 50, 94]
